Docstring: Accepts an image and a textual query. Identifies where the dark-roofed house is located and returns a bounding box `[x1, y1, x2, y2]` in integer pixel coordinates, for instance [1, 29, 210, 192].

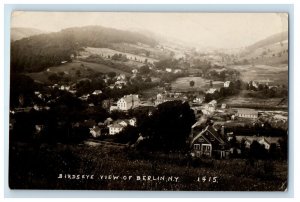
[190, 125, 228, 159]
[236, 108, 258, 119]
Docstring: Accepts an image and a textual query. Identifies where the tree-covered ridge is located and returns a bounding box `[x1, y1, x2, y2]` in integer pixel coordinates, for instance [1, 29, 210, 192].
[11, 26, 157, 73]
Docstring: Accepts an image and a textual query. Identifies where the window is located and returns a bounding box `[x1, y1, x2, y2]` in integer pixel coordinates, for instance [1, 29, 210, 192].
[202, 145, 211, 151]
[194, 144, 201, 150]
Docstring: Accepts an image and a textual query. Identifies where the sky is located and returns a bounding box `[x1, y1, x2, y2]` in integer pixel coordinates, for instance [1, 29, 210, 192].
[11, 12, 288, 49]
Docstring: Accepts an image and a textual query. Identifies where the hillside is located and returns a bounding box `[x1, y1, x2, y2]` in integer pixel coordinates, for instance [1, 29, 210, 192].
[239, 31, 288, 66]
[26, 60, 131, 84]
[11, 27, 45, 41]
[10, 26, 158, 73]
[246, 31, 288, 52]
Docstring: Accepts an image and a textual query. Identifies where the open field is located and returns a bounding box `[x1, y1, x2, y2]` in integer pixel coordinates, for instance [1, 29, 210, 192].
[9, 143, 287, 191]
[79, 47, 159, 64]
[110, 42, 168, 60]
[228, 64, 288, 85]
[26, 60, 130, 84]
[171, 77, 224, 92]
[221, 93, 288, 110]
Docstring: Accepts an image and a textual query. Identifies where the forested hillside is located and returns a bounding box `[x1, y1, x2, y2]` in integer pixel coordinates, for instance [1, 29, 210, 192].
[10, 26, 157, 73]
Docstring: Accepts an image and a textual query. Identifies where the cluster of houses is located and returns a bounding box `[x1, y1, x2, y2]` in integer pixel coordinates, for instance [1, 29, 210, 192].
[10, 68, 287, 160]
[165, 68, 183, 74]
[109, 94, 140, 112]
[88, 117, 137, 137]
[189, 119, 284, 159]
[248, 79, 282, 90]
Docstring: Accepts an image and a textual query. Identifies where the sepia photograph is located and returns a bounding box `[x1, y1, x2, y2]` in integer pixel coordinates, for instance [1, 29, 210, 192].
[9, 12, 289, 191]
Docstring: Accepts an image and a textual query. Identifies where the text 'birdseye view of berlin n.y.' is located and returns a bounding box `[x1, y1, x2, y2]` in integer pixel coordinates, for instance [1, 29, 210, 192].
[9, 12, 289, 191]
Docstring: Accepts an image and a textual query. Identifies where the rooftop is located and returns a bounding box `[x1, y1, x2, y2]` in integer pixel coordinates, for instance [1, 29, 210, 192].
[236, 108, 258, 115]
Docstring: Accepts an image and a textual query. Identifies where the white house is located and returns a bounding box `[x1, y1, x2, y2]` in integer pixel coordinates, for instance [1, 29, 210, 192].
[89, 126, 101, 138]
[132, 69, 138, 74]
[165, 68, 172, 73]
[117, 74, 126, 81]
[193, 97, 203, 104]
[155, 93, 166, 105]
[202, 100, 217, 114]
[174, 69, 182, 74]
[117, 94, 140, 111]
[79, 94, 90, 101]
[35, 124, 44, 134]
[33, 104, 43, 111]
[129, 118, 137, 127]
[236, 108, 258, 119]
[224, 81, 231, 88]
[109, 104, 118, 112]
[221, 103, 227, 109]
[208, 100, 217, 111]
[108, 123, 125, 135]
[92, 90, 102, 95]
[115, 80, 126, 85]
[258, 137, 271, 150]
[206, 88, 217, 94]
[249, 81, 259, 89]
[201, 109, 211, 115]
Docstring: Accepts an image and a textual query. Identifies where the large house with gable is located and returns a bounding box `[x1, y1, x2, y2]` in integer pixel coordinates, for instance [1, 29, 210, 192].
[117, 94, 140, 111]
[190, 124, 228, 159]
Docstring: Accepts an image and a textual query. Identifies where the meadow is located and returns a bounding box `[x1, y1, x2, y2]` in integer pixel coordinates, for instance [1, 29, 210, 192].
[80, 47, 159, 64]
[26, 60, 130, 84]
[170, 77, 224, 92]
[229, 64, 288, 85]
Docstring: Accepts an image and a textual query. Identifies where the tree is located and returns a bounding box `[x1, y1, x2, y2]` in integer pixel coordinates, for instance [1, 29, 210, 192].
[250, 140, 261, 159]
[108, 71, 116, 79]
[10, 74, 36, 107]
[140, 100, 196, 151]
[210, 80, 213, 87]
[76, 70, 81, 77]
[140, 65, 150, 75]
[229, 136, 238, 148]
[48, 73, 60, 83]
[114, 126, 139, 144]
[189, 80, 195, 87]
[250, 140, 267, 159]
[76, 80, 92, 95]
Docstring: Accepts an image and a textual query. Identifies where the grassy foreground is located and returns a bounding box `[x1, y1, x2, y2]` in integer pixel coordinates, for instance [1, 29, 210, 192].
[9, 143, 287, 191]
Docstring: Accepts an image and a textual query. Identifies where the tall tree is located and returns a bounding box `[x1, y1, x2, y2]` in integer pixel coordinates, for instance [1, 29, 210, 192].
[140, 100, 196, 151]
[189, 80, 195, 87]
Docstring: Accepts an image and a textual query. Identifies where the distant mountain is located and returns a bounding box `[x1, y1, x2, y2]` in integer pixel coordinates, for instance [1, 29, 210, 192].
[11, 27, 45, 41]
[11, 25, 158, 73]
[61, 26, 157, 47]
